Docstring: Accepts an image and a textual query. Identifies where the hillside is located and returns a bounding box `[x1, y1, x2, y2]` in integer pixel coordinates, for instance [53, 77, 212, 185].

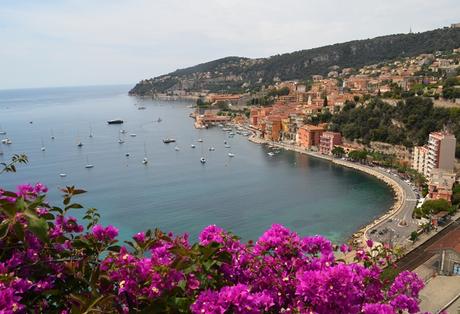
[130, 27, 460, 95]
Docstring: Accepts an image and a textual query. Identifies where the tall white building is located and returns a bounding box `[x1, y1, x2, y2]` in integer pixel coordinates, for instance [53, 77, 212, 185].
[412, 146, 429, 175]
[426, 132, 456, 176]
[412, 131, 456, 177]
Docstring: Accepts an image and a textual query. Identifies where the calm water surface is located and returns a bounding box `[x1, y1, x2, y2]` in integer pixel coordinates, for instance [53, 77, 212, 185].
[0, 85, 394, 243]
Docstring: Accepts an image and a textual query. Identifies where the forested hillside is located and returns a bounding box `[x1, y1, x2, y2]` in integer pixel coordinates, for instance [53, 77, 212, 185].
[130, 27, 460, 95]
[328, 97, 460, 157]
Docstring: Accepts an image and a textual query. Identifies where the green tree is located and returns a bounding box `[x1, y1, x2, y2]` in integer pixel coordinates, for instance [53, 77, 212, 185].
[331, 146, 345, 158]
[348, 150, 368, 163]
[452, 184, 460, 205]
[415, 199, 450, 218]
[410, 231, 419, 242]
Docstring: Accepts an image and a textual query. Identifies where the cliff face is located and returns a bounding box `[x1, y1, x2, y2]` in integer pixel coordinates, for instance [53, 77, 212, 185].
[130, 28, 460, 95]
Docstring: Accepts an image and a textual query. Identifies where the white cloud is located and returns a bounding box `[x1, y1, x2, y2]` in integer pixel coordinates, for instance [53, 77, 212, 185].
[0, 0, 459, 89]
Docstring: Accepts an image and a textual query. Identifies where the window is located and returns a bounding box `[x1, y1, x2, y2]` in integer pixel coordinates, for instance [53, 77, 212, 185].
[453, 263, 460, 275]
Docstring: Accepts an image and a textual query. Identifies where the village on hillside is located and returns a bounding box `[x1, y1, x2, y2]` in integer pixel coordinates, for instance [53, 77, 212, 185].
[190, 47, 460, 216]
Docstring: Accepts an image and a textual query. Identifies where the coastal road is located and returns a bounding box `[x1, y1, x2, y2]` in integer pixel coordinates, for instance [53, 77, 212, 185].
[365, 167, 419, 246]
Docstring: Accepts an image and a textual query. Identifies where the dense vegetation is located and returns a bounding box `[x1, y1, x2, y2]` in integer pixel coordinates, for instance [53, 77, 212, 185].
[328, 97, 460, 157]
[414, 199, 453, 218]
[0, 157, 427, 313]
[130, 28, 460, 95]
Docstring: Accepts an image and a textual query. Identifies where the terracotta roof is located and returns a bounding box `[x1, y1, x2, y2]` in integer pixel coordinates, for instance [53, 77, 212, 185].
[300, 124, 325, 131]
[427, 226, 460, 254]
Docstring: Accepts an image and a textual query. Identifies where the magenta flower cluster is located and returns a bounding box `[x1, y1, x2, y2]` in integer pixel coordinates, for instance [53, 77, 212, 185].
[0, 184, 426, 313]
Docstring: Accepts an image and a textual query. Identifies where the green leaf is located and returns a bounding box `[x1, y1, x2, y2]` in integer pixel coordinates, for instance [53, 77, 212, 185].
[13, 222, 25, 240]
[73, 238, 91, 249]
[51, 206, 64, 214]
[65, 203, 84, 210]
[107, 245, 121, 252]
[0, 191, 17, 197]
[15, 197, 27, 211]
[0, 220, 10, 239]
[73, 189, 87, 195]
[0, 202, 17, 217]
[28, 216, 49, 242]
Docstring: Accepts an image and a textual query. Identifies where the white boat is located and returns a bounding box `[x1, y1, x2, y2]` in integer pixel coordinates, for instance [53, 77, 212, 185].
[120, 129, 127, 134]
[41, 138, 46, 151]
[200, 157, 206, 164]
[137, 106, 146, 110]
[77, 142, 83, 147]
[125, 153, 130, 157]
[118, 134, 124, 144]
[142, 143, 148, 165]
[59, 173, 67, 177]
[224, 144, 231, 148]
[190, 144, 196, 148]
[222, 127, 232, 132]
[229, 132, 236, 136]
[85, 156, 94, 168]
[267, 152, 275, 156]
[2, 138, 12, 145]
[209, 147, 215, 151]
[228, 153, 235, 157]
[129, 133, 137, 137]
[174, 146, 180, 151]
[0, 125, 7, 135]
[197, 139, 203, 143]
[50, 129, 55, 140]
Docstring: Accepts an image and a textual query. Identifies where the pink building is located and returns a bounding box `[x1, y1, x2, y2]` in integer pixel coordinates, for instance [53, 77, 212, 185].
[319, 132, 342, 155]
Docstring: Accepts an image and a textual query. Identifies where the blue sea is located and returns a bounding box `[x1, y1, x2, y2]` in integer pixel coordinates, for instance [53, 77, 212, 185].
[0, 85, 394, 243]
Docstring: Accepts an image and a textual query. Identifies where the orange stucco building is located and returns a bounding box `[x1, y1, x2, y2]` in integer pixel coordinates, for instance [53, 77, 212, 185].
[297, 125, 325, 149]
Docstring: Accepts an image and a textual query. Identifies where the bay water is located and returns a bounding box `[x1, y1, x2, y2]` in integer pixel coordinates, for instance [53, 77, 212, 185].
[0, 85, 394, 243]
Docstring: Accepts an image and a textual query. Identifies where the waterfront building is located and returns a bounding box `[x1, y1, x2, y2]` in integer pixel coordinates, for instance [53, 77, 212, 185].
[297, 124, 325, 149]
[264, 116, 282, 141]
[319, 131, 342, 155]
[195, 111, 231, 128]
[412, 145, 429, 175]
[426, 131, 456, 176]
[207, 94, 242, 105]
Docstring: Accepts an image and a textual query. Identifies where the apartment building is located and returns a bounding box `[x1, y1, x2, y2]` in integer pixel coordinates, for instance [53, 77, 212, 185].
[319, 132, 342, 155]
[412, 145, 429, 175]
[426, 132, 456, 176]
[297, 125, 325, 149]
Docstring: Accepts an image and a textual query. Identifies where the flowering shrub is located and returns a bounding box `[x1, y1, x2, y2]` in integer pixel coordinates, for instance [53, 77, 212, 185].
[0, 183, 426, 313]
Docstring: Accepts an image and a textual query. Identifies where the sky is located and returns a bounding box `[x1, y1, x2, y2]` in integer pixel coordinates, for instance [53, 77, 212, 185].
[0, 0, 459, 89]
